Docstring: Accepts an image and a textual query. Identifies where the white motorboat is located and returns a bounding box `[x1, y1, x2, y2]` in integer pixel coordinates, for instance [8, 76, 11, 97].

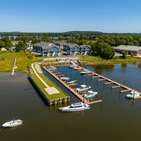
[60, 77, 70, 81]
[81, 85, 87, 88]
[67, 80, 77, 84]
[126, 91, 140, 99]
[76, 86, 91, 92]
[84, 90, 98, 98]
[70, 83, 77, 86]
[80, 69, 92, 75]
[48, 66, 56, 71]
[2, 119, 23, 128]
[59, 102, 90, 112]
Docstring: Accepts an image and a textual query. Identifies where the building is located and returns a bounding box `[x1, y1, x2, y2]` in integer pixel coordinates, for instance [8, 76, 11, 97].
[63, 43, 91, 55]
[63, 43, 80, 55]
[33, 42, 61, 56]
[79, 45, 91, 55]
[114, 45, 141, 57]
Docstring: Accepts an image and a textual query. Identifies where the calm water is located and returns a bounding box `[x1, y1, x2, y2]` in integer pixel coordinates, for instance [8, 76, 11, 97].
[0, 64, 141, 141]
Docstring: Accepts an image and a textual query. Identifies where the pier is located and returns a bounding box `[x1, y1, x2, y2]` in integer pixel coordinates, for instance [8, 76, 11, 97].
[11, 58, 17, 76]
[73, 63, 141, 99]
[43, 66, 102, 105]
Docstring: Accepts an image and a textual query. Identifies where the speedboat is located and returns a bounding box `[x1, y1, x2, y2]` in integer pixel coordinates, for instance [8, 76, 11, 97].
[126, 91, 140, 99]
[59, 102, 90, 112]
[67, 80, 78, 86]
[76, 85, 91, 92]
[2, 119, 23, 128]
[67, 80, 77, 84]
[48, 66, 56, 71]
[84, 90, 98, 98]
[80, 69, 92, 75]
[60, 77, 70, 81]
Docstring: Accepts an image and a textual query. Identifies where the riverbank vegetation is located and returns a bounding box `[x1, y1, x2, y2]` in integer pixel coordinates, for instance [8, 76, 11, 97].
[79, 55, 141, 65]
[30, 64, 69, 103]
[0, 51, 41, 72]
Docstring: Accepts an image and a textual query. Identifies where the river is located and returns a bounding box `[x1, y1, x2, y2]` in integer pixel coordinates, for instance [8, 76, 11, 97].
[0, 64, 141, 141]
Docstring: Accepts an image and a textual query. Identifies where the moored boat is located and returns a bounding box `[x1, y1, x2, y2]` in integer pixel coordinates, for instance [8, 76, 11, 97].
[80, 69, 92, 75]
[2, 119, 23, 128]
[76, 85, 91, 92]
[126, 91, 141, 99]
[59, 102, 90, 112]
[67, 80, 77, 84]
[84, 90, 98, 98]
[60, 77, 70, 81]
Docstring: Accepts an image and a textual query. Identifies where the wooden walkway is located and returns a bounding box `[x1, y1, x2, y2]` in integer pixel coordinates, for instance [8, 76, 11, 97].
[74, 64, 141, 95]
[43, 66, 102, 105]
[11, 58, 17, 76]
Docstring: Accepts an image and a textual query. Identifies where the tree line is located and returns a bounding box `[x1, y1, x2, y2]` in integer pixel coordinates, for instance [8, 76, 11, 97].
[1, 31, 141, 59]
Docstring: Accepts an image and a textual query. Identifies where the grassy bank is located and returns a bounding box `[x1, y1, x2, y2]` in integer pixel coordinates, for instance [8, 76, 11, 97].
[0, 51, 41, 72]
[30, 63, 69, 105]
[79, 55, 141, 65]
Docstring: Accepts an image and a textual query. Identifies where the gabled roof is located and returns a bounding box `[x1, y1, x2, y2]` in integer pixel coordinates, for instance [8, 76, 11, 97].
[34, 42, 59, 50]
[114, 45, 141, 51]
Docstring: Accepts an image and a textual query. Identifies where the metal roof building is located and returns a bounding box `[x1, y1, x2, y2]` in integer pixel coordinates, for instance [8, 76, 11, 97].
[114, 45, 141, 56]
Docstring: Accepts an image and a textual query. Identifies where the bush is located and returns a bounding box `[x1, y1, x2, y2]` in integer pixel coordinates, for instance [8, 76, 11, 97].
[91, 40, 114, 59]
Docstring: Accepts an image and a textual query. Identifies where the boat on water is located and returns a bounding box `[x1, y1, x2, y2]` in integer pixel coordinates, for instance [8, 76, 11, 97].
[126, 91, 141, 99]
[60, 77, 70, 81]
[76, 85, 91, 92]
[84, 90, 98, 98]
[73, 66, 82, 71]
[80, 69, 92, 75]
[69, 83, 77, 86]
[48, 66, 57, 71]
[59, 102, 90, 112]
[2, 119, 23, 128]
[67, 80, 77, 84]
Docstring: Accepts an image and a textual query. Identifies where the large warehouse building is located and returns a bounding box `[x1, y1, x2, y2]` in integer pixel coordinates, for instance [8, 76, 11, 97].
[114, 45, 141, 57]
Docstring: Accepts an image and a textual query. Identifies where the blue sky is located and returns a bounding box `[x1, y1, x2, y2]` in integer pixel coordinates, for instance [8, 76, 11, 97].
[0, 0, 141, 32]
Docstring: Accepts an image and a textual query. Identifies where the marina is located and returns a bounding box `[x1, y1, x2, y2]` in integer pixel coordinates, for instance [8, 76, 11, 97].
[69, 62, 141, 99]
[1, 64, 141, 141]
[43, 66, 102, 105]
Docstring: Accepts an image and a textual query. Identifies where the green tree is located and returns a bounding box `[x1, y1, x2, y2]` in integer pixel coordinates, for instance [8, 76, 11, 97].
[0, 40, 5, 48]
[15, 41, 26, 52]
[91, 40, 114, 59]
[121, 51, 128, 59]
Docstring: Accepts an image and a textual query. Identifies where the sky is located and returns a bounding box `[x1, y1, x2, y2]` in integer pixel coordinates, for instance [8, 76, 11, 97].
[0, 0, 141, 33]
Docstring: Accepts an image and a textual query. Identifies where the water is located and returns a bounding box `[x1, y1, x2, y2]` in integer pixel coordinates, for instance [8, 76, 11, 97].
[0, 64, 141, 141]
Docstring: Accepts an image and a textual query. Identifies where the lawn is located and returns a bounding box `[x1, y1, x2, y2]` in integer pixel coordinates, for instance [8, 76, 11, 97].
[79, 55, 141, 65]
[0, 51, 41, 72]
[30, 63, 69, 102]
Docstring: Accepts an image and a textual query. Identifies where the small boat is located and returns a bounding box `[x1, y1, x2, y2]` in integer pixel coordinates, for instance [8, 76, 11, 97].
[84, 90, 98, 98]
[74, 67, 82, 71]
[59, 102, 90, 112]
[67, 80, 77, 84]
[60, 77, 70, 81]
[126, 91, 140, 99]
[48, 66, 57, 71]
[76, 85, 91, 92]
[69, 83, 77, 87]
[81, 85, 87, 88]
[2, 119, 23, 128]
[80, 69, 92, 75]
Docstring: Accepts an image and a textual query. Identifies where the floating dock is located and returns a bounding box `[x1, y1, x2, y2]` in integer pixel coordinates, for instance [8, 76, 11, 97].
[73, 63, 141, 99]
[43, 66, 102, 105]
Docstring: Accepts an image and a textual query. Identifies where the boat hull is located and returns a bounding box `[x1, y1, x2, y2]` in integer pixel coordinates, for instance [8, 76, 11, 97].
[59, 106, 90, 112]
[2, 120, 23, 128]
